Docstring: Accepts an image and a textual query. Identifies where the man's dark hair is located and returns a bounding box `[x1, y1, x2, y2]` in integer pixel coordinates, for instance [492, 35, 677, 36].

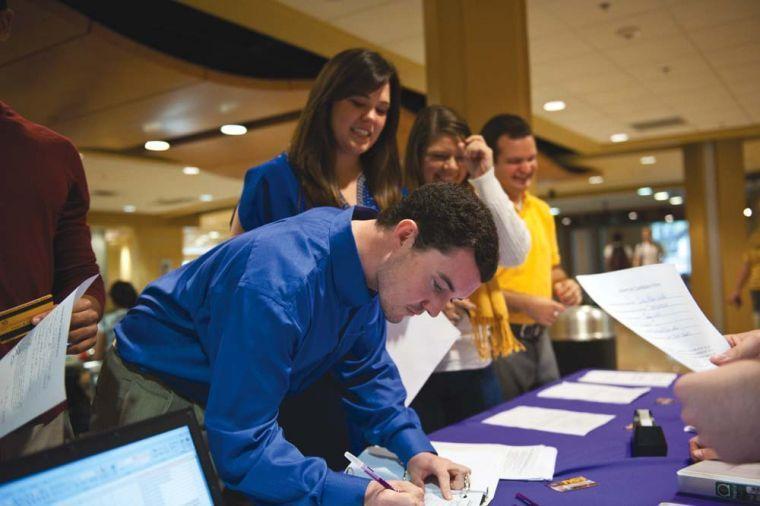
[109, 280, 138, 309]
[480, 114, 533, 162]
[377, 183, 498, 282]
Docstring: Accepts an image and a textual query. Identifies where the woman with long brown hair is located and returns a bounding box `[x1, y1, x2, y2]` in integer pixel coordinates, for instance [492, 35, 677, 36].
[231, 48, 402, 233]
[229, 48, 404, 468]
[403, 105, 531, 433]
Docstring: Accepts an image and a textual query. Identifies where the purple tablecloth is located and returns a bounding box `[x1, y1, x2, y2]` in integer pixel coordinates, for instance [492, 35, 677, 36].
[430, 369, 726, 505]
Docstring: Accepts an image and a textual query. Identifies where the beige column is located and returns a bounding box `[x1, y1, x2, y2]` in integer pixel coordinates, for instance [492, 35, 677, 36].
[683, 139, 752, 333]
[423, 0, 531, 131]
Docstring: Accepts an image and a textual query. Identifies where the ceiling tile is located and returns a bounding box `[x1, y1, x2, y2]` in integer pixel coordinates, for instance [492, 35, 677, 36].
[667, 0, 760, 31]
[385, 35, 425, 65]
[330, 0, 423, 45]
[688, 16, 760, 52]
[542, 0, 662, 29]
[576, 8, 681, 51]
[529, 30, 595, 64]
[275, 0, 390, 22]
[603, 35, 698, 67]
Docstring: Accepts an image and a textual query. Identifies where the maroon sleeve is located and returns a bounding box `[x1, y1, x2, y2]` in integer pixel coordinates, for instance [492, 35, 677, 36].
[51, 139, 105, 312]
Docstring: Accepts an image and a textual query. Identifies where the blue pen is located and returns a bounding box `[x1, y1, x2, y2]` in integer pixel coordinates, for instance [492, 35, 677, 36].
[345, 451, 400, 493]
[516, 492, 540, 506]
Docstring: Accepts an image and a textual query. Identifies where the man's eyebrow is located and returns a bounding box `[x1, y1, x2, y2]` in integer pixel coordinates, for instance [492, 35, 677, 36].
[438, 272, 454, 292]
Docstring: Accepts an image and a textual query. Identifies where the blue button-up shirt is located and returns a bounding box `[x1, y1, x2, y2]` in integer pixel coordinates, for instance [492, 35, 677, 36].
[237, 153, 379, 231]
[115, 206, 433, 504]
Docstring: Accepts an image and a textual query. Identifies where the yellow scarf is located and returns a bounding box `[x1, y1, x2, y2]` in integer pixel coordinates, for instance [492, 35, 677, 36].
[468, 274, 525, 359]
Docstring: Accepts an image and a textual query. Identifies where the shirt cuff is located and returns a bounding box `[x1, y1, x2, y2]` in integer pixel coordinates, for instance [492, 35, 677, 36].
[321, 471, 369, 505]
[386, 426, 436, 464]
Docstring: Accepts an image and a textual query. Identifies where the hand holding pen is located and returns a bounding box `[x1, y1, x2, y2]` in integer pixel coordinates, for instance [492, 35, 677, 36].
[346, 452, 424, 506]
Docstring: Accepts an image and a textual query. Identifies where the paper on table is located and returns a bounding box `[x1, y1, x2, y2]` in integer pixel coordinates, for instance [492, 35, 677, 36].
[497, 444, 557, 481]
[576, 264, 729, 371]
[482, 406, 615, 436]
[579, 369, 677, 388]
[0, 275, 98, 438]
[386, 313, 460, 406]
[538, 381, 650, 404]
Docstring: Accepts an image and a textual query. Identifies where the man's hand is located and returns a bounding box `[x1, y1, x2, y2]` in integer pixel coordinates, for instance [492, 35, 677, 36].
[364, 480, 423, 506]
[32, 296, 100, 355]
[675, 360, 760, 463]
[407, 452, 470, 501]
[553, 279, 582, 306]
[711, 330, 760, 365]
[728, 290, 742, 307]
[523, 296, 566, 327]
[462, 135, 493, 179]
[442, 299, 476, 325]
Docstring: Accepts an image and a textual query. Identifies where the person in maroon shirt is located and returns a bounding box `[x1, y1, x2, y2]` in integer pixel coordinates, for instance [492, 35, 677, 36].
[0, 2, 105, 457]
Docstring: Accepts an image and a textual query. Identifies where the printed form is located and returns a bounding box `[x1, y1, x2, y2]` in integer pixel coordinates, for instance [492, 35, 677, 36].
[0, 275, 98, 438]
[577, 264, 729, 371]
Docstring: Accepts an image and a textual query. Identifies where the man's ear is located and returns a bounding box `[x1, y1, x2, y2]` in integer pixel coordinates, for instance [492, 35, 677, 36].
[393, 219, 419, 248]
[0, 9, 14, 42]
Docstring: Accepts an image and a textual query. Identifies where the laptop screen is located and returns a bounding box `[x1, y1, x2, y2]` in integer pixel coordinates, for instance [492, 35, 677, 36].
[0, 412, 219, 505]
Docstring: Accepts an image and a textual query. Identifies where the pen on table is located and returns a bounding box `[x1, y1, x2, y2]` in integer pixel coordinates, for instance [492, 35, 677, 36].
[344, 451, 400, 493]
[515, 492, 540, 506]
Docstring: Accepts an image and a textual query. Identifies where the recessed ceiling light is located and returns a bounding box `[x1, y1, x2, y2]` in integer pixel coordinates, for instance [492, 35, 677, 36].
[550, 207, 560, 216]
[144, 140, 170, 151]
[588, 175, 604, 185]
[123, 205, 136, 213]
[628, 211, 638, 220]
[637, 187, 653, 196]
[654, 191, 669, 201]
[561, 217, 572, 226]
[209, 230, 221, 239]
[543, 100, 566, 112]
[220, 124, 247, 136]
[199, 194, 214, 202]
[665, 214, 674, 223]
[744, 207, 753, 218]
[640, 155, 656, 165]
[669, 196, 683, 205]
[183, 166, 201, 175]
[610, 133, 629, 143]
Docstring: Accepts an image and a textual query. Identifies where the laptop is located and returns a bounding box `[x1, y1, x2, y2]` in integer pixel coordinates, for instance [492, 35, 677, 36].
[0, 409, 223, 505]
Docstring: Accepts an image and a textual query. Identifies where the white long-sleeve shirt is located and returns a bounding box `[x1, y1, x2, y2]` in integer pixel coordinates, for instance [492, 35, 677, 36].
[434, 169, 531, 373]
[468, 168, 530, 268]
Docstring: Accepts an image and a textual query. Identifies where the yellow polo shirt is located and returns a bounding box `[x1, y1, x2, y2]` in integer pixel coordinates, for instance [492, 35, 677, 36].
[495, 192, 560, 324]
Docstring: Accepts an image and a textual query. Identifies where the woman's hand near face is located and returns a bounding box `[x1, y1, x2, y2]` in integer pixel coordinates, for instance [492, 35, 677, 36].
[462, 135, 493, 179]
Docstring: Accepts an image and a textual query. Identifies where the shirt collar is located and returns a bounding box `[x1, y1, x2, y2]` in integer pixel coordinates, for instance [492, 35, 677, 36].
[329, 206, 377, 307]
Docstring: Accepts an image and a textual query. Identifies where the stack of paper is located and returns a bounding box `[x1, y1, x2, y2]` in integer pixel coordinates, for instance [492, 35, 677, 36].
[578, 369, 677, 388]
[538, 381, 650, 404]
[0, 276, 97, 438]
[350, 441, 559, 505]
[482, 406, 615, 436]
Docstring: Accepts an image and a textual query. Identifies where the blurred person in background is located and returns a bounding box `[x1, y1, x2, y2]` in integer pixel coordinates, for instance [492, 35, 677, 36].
[728, 227, 760, 327]
[633, 226, 663, 266]
[93, 280, 138, 361]
[604, 231, 632, 271]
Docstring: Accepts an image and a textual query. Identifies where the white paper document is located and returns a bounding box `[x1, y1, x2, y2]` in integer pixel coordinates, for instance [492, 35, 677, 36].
[482, 406, 615, 436]
[579, 369, 677, 388]
[0, 275, 98, 438]
[576, 264, 730, 371]
[538, 381, 650, 404]
[386, 313, 460, 406]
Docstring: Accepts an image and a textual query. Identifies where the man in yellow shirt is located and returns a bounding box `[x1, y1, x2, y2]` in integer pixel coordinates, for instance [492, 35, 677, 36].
[481, 114, 582, 398]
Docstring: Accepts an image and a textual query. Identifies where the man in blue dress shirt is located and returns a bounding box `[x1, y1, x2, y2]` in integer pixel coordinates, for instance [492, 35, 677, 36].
[92, 183, 498, 505]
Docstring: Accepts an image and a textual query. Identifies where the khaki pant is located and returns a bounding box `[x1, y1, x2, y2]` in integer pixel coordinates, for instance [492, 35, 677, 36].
[91, 347, 205, 432]
[0, 411, 71, 462]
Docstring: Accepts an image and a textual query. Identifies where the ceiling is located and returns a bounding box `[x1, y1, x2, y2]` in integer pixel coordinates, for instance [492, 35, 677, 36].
[2, 0, 760, 217]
